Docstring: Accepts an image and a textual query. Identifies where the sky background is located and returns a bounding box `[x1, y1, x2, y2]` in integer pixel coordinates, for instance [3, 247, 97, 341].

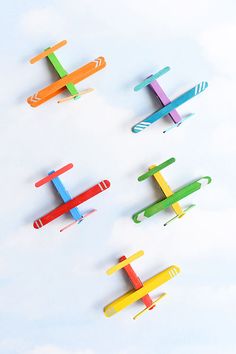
[0, 1, 236, 353]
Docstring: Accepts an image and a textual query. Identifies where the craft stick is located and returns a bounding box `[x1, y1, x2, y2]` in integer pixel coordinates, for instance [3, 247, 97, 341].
[163, 113, 195, 133]
[132, 177, 211, 223]
[27, 57, 106, 107]
[149, 79, 182, 124]
[132, 81, 208, 133]
[149, 164, 184, 217]
[106, 251, 144, 275]
[47, 51, 79, 97]
[29, 40, 67, 64]
[134, 67, 170, 91]
[133, 293, 167, 320]
[164, 204, 196, 226]
[60, 219, 78, 233]
[33, 180, 110, 229]
[57, 94, 80, 103]
[59, 209, 97, 232]
[138, 158, 175, 182]
[119, 255, 154, 309]
[57, 88, 94, 104]
[35, 163, 73, 188]
[48, 171, 82, 221]
[104, 265, 180, 317]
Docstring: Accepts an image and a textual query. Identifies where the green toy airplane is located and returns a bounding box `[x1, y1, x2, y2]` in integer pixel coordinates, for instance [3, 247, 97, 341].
[132, 158, 211, 226]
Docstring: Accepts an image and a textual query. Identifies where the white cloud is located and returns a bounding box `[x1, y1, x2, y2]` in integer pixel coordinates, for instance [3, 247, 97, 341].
[27, 346, 94, 354]
[19, 0, 233, 42]
[1, 1, 236, 354]
[21, 8, 66, 39]
[199, 24, 236, 76]
[110, 207, 235, 263]
[169, 345, 235, 354]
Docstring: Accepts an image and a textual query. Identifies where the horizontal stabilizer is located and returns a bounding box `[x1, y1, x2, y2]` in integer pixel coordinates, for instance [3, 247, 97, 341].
[138, 158, 175, 181]
[134, 67, 170, 92]
[35, 163, 73, 188]
[106, 250, 144, 275]
[29, 40, 67, 64]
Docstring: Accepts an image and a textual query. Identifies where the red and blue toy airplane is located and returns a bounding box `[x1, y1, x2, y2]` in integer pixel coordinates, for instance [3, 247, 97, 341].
[33, 163, 111, 232]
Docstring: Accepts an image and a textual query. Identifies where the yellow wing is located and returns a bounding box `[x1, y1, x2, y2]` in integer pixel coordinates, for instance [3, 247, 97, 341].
[106, 250, 144, 275]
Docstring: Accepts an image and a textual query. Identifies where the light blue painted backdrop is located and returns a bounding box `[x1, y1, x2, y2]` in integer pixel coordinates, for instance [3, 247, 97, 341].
[0, 1, 236, 353]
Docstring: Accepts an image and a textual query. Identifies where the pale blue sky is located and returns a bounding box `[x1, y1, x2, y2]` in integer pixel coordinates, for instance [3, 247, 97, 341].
[0, 1, 236, 354]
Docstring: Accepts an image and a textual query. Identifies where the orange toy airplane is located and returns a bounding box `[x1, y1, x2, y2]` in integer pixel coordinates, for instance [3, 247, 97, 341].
[27, 40, 106, 107]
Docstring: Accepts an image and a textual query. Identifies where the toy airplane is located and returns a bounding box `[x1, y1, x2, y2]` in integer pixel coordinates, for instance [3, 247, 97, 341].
[132, 66, 208, 133]
[33, 163, 110, 231]
[132, 157, 211, 225]
[27, 40, 106, 107]
[104, 250, 180, 319]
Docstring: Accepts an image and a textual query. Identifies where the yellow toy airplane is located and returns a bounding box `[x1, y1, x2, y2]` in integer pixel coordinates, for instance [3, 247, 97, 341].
[104, 250, 180, 320]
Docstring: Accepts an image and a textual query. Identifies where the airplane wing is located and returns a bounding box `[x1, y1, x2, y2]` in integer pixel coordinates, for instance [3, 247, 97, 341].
[104, 265, 180, 317]
[33, 180, 110, 229]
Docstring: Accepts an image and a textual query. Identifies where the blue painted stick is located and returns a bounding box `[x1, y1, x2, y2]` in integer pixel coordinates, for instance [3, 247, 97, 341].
[132, 81, 208, 133]
[48, 171, 82, 221]
[134, 67, 170, 92]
